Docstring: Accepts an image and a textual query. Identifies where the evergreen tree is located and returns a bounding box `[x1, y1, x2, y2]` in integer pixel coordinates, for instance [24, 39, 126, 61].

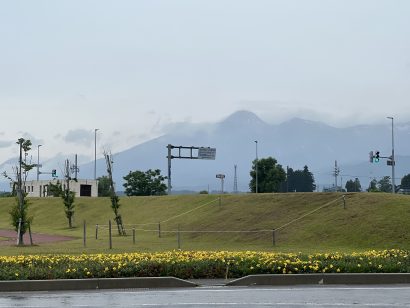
[286, 165, 316, 192]
[345, 178, 361, 192]
[367, 179, 378, 192]
[378, 176, 392, 193]
[400, 174, 410, 189]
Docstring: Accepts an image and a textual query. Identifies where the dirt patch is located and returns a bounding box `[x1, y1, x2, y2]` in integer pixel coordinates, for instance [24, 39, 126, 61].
[0, 229, 75, 246]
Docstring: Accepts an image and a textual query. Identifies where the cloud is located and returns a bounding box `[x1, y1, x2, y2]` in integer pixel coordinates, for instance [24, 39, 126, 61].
[63, 129, 94, 146]
[0, 140, 13, 148]
[15, 133, 44, 146]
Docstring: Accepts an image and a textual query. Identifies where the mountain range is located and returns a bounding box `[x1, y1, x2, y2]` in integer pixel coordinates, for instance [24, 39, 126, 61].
[1, 110, 409, 193]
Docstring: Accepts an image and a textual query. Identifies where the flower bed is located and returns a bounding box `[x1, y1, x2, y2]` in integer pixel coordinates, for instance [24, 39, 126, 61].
[0, 249, 409, 280]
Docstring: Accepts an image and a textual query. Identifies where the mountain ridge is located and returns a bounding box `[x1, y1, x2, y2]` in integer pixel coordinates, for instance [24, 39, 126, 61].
[1, 111, 409, 192]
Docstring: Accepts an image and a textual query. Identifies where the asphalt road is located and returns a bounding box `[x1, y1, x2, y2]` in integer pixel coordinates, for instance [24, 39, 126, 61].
[1, 285, 410, 307]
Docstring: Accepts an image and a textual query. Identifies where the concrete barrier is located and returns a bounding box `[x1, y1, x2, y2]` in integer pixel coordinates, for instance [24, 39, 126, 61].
[226, 273, 410, 286]
[0, 277, 198, 292]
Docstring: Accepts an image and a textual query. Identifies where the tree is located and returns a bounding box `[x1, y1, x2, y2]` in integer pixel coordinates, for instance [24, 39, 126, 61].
[345, 178, 361, 192]
[2, 138, 35, 245]
[286, 165, 316, 192]
[123, 169, 167, 196]
[48, 181, 62, 197]
[249, 157, 286, 193]
[367, 179, 378, 192]
[105, 152, 126, 236]
[97, 176, 111, 197]
[378, 176, 392, 193]
[62, 159, 75, 228]
[400, 174, 410, 190]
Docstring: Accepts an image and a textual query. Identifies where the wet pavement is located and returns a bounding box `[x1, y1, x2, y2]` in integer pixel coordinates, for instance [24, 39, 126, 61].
[1, 285, 410, 307]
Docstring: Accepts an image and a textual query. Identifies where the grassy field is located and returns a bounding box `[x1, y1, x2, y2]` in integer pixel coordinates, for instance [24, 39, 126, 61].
[0, 192, 409, 255]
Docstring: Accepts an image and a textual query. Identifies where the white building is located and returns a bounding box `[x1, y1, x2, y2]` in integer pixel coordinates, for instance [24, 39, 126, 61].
[24, 179, 98, 198]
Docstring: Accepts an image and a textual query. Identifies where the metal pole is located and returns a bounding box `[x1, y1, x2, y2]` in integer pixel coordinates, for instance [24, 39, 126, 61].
[94, 128, 99, 180]
[272, 229, 276, 246]
[28, 223, 33, 245]
[167, 144, 172, 195]
[177, 224, 181, 249]
[387, 117, 395, 193]
[133, 228, 136, 244]
[17, 218, 22, 246]
[83, 220, 86, 248]
[255, 140, 258, 193]
[37, 144, 42, 181]
[17, 142, 24, 245]
[109, 220, 112, 249]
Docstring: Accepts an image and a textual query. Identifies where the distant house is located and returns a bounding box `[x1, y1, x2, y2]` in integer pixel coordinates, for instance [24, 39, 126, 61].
[23, 179, 98, 197]
[398, 188, 410, 195]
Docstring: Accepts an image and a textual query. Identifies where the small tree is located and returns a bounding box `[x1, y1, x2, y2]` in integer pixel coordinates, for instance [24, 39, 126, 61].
[123, 169, 167, 196]
[62, 159, 75, 228]
[48, 181, 63, 197]
[367, 179, 379, 192]
[2, 138, 35, 245]
[105, 152, 126, 236]
[97, 176, 111, 197]
[378, 176, 392, 193]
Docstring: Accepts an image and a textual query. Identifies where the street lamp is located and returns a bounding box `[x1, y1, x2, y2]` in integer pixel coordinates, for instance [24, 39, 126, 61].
[254, 140, 258, 193]
[387, 117, 395, 194]
[94, 128, 99, 180]
[37, 144, 42, 181]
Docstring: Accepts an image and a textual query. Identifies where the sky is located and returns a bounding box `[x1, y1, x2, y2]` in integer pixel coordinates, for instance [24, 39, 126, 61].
[1, 0, 409, 164]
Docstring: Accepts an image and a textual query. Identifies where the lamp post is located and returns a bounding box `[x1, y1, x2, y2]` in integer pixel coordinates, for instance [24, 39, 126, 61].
[254, 140, 258, 193]
[387, 117, 395, 194]
[37, 144, 42, 181]
[94, 128, 99, 180]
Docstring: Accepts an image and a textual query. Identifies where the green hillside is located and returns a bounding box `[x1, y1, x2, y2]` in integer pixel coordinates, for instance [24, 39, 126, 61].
[0, 192, 409, 255]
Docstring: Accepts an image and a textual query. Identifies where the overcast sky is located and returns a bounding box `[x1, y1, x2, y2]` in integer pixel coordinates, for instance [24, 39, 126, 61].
[1, 0, 409, 163]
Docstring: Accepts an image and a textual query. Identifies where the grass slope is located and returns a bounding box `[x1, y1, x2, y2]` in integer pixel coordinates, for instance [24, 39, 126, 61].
[0, 192, 409, 255]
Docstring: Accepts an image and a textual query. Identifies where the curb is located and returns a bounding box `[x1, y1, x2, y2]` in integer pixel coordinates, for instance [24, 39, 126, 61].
[226, 273, 410, 286]
[0, 277, 198, 292]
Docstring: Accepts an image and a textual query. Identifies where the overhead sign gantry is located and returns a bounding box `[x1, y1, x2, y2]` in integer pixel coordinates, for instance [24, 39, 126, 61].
[166, 144, 216, 194]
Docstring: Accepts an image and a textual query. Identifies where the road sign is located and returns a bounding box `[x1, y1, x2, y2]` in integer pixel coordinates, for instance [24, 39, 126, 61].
[198, 147, 216, 160]
[387, 160, 395, 166]
[216, 174, 225, 179]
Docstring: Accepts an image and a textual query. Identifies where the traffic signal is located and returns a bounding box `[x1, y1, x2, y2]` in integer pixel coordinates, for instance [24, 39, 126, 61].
[374, 151, 380, 163]
[52, 169, 57, 177]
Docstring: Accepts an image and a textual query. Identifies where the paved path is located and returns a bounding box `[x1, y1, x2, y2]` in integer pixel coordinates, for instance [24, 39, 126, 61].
[1, 285, 410, 307]
[0, 229, 75, 246]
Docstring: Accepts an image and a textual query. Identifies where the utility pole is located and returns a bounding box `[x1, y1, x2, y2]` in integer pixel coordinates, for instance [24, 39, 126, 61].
[254, 140, 258, 193]
[387, 117, 395, 193]
[17, 141, 24, 245]
[167, 144, 172, 195]
[94, 128, 99, 180]
[37, 144, 42, 181]
[333, 160, 340, 192]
